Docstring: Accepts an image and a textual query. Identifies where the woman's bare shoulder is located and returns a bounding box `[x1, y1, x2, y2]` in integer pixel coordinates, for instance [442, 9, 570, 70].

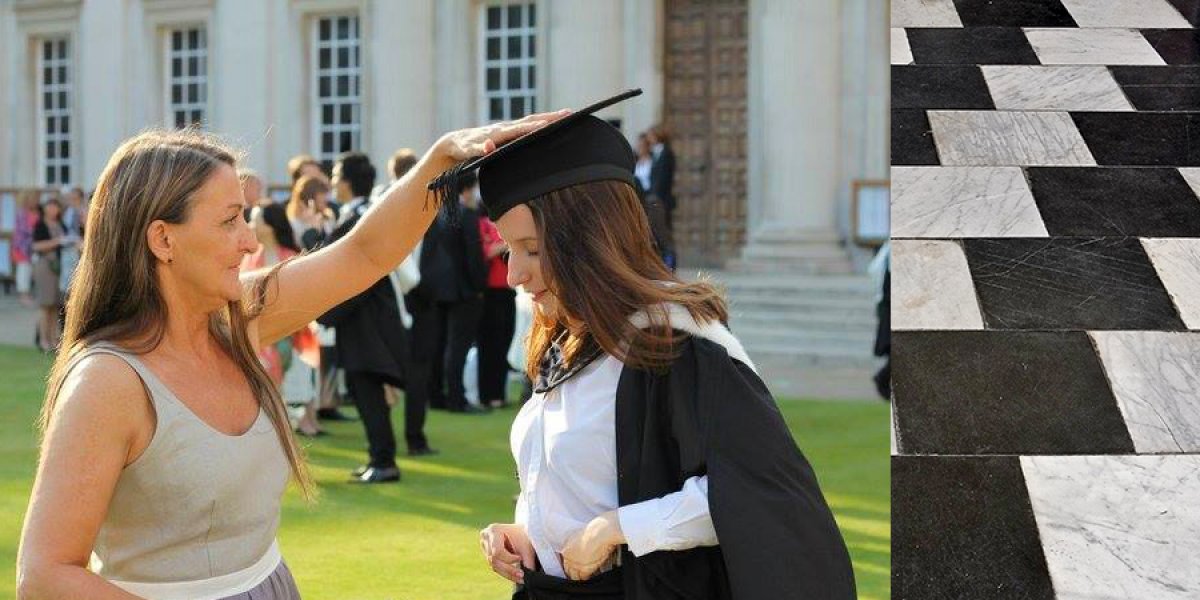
[50, 352, 149, 431]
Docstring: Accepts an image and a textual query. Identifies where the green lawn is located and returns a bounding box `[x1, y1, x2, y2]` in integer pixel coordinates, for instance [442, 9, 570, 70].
[0, 345, 889, 599]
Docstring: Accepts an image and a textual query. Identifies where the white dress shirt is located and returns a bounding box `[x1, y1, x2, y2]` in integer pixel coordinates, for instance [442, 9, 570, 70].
[510, 353, 718, 578]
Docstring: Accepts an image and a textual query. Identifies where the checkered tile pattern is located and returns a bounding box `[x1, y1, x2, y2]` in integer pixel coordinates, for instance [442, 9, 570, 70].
[891, 1, 1200, 597]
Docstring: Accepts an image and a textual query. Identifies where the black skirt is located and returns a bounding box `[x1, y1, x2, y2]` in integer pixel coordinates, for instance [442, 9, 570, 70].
[512, 567, 624, 600]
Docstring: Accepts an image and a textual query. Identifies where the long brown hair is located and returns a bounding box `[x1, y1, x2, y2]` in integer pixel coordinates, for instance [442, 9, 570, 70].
[40, 129, 315, 499]
[286, 174, 331, 222]
[524, 180, 727, 379]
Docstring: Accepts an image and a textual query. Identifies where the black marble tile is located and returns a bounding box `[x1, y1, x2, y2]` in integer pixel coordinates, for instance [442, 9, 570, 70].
[1026, 167, 1200, 237]
[963, 237, 1187, 330]
[1169, 0, 1200, 26]
[892, 331, 1135, 455]
[907, 28, 1040, 65]
[1109, 65, 1200, 85]
[1143, 29, 1200, 65]
[892, 109, 940, 165]
[1072, 112, 1200, 166]
[893, 456, 1056, 600]
[951, 0, 1077, 27]
[893, 66, 995, 109]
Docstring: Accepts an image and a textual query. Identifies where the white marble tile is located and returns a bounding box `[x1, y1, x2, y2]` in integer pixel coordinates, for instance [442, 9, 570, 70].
[891, 28, 914, 65]
[1022, 455, 1200, 600]
[892, 0, 961, 28]
[1061, 0, 1191, 28]
[1025, 29, 1167, 66]
[892, 240, 985, 330]
[1176, 167, 1200, 201]
[892, 167, 1049, 237]
[1142, 238, 1200, 330]
[981, 66, 1134, 111]
[1090, 331, 1200, 453]
[928, 110, 1096, 166]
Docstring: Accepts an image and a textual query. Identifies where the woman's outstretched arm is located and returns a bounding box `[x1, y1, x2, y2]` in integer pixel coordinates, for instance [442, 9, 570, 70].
[246, 110, 567, 347]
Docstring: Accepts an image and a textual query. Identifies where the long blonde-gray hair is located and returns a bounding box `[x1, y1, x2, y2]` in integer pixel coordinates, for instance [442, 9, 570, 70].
[40, 129, 315, 498]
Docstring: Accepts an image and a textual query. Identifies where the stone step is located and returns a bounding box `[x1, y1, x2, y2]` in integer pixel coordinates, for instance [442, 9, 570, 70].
[743, 342, 881, 369]
[735, 324, 876, 348]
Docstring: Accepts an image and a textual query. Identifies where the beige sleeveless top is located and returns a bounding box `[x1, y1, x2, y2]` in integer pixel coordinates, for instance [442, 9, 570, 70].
[74, 343, 290, 584]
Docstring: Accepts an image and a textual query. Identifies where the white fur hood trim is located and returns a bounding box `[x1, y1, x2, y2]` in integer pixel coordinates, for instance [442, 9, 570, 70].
[628, 303, 757, 374]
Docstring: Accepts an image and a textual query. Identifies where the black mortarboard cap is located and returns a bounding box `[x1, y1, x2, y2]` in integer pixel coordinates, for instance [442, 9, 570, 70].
[428, 89, 643, 221]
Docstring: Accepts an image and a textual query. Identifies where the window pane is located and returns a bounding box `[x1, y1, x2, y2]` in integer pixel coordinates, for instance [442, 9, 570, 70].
[60, 140, 69, 159]
[319, 18, 330, 40]
[61, 116, 69, 134]
[43, 67, 52, 85]
[57, 91, 67, 109]
[322, 131, 334, 152]
[507, 67, 521, 89]
[172, 57, 183, 77]
[46, 166, 55, 183]
[61, 165, 69, 184]
[528, 4, 536, 27]
[43, 42, 52, 61]
[353, 45, 360, 66]
[188, 83, 199, 102]
[340, 103, 352, 124]
[43, 92, 53, 110]
[338, 46, 349, 69]
[527, 66, 536, 88]
[57, 40, 67, 58]
[489, 98, 503, 121]
[319, 47, 330, 70]
[175, 111, 187, 128]
[487, 37, 500, 60]
[48, 117, 57, 134]
[508, 5, 522, 29]
[322, 104, 334, 124]
[188, 56, 199, 77]
[339, 130, 352, 152]
[337, 17, 349, 40]
[337, 75, 349, 96]
[319, 76, 330, 97]
[188, 29, 198, 48]
[47, 142, 56, 160]
[508, 36, 521, 59]
[529, 36, 536, 58]
[487, 6, 501, 29]
[509, 97, 525, 118]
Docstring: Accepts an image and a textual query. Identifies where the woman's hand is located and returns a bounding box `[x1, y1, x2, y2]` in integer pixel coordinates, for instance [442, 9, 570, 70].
[561, 511, 625, 581]
[480, 523, 536, 584]
[435, 109, 571, 164]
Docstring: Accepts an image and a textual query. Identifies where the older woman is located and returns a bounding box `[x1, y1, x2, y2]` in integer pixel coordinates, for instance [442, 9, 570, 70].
[16, 110, 565, 599]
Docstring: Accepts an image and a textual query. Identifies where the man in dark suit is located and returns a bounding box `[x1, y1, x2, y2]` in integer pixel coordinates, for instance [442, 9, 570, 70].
[406, 172, 489, 415]
[648, 124, 677, 235]
[318, 152, 431, 484]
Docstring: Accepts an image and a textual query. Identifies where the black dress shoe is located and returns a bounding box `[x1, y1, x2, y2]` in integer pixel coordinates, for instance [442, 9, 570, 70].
[407, 446, 440, 457]
[317, 407, 357, 422]
[350, 465, 401, 483]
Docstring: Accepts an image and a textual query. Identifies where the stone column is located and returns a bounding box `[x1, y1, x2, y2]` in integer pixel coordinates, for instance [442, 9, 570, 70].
[741, 0, 849, 272]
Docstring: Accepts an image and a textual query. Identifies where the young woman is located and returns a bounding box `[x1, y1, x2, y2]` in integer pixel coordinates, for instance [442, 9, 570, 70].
[467, 92, 856, 599]
[16, 110, 565, 599]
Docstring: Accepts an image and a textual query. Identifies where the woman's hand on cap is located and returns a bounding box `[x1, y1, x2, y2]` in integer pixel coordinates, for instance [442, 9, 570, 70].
[436, 110, 571, 163]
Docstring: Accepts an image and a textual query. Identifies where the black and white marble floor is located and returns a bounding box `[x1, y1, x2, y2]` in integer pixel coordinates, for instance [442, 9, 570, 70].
[891, 1, 1200, 597]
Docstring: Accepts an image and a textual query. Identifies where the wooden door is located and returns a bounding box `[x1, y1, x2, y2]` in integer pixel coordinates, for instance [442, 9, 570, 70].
[663, 0, 748, 268]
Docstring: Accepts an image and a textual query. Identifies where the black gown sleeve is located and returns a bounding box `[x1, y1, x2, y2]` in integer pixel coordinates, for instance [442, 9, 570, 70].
[668, 338, 857, 600]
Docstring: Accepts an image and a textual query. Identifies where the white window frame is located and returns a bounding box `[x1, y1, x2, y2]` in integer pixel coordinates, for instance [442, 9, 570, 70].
[163, 25, 209, 129]
[478, 1, 538, 123]
[310, 13, 362, 166]
[36, 36, 73, 186]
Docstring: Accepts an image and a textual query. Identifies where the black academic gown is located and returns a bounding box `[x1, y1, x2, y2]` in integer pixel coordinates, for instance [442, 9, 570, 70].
[611, 335, 857, 600]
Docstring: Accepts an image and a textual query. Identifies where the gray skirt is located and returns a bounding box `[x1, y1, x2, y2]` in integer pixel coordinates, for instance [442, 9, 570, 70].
[219, 561, 300, 600]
